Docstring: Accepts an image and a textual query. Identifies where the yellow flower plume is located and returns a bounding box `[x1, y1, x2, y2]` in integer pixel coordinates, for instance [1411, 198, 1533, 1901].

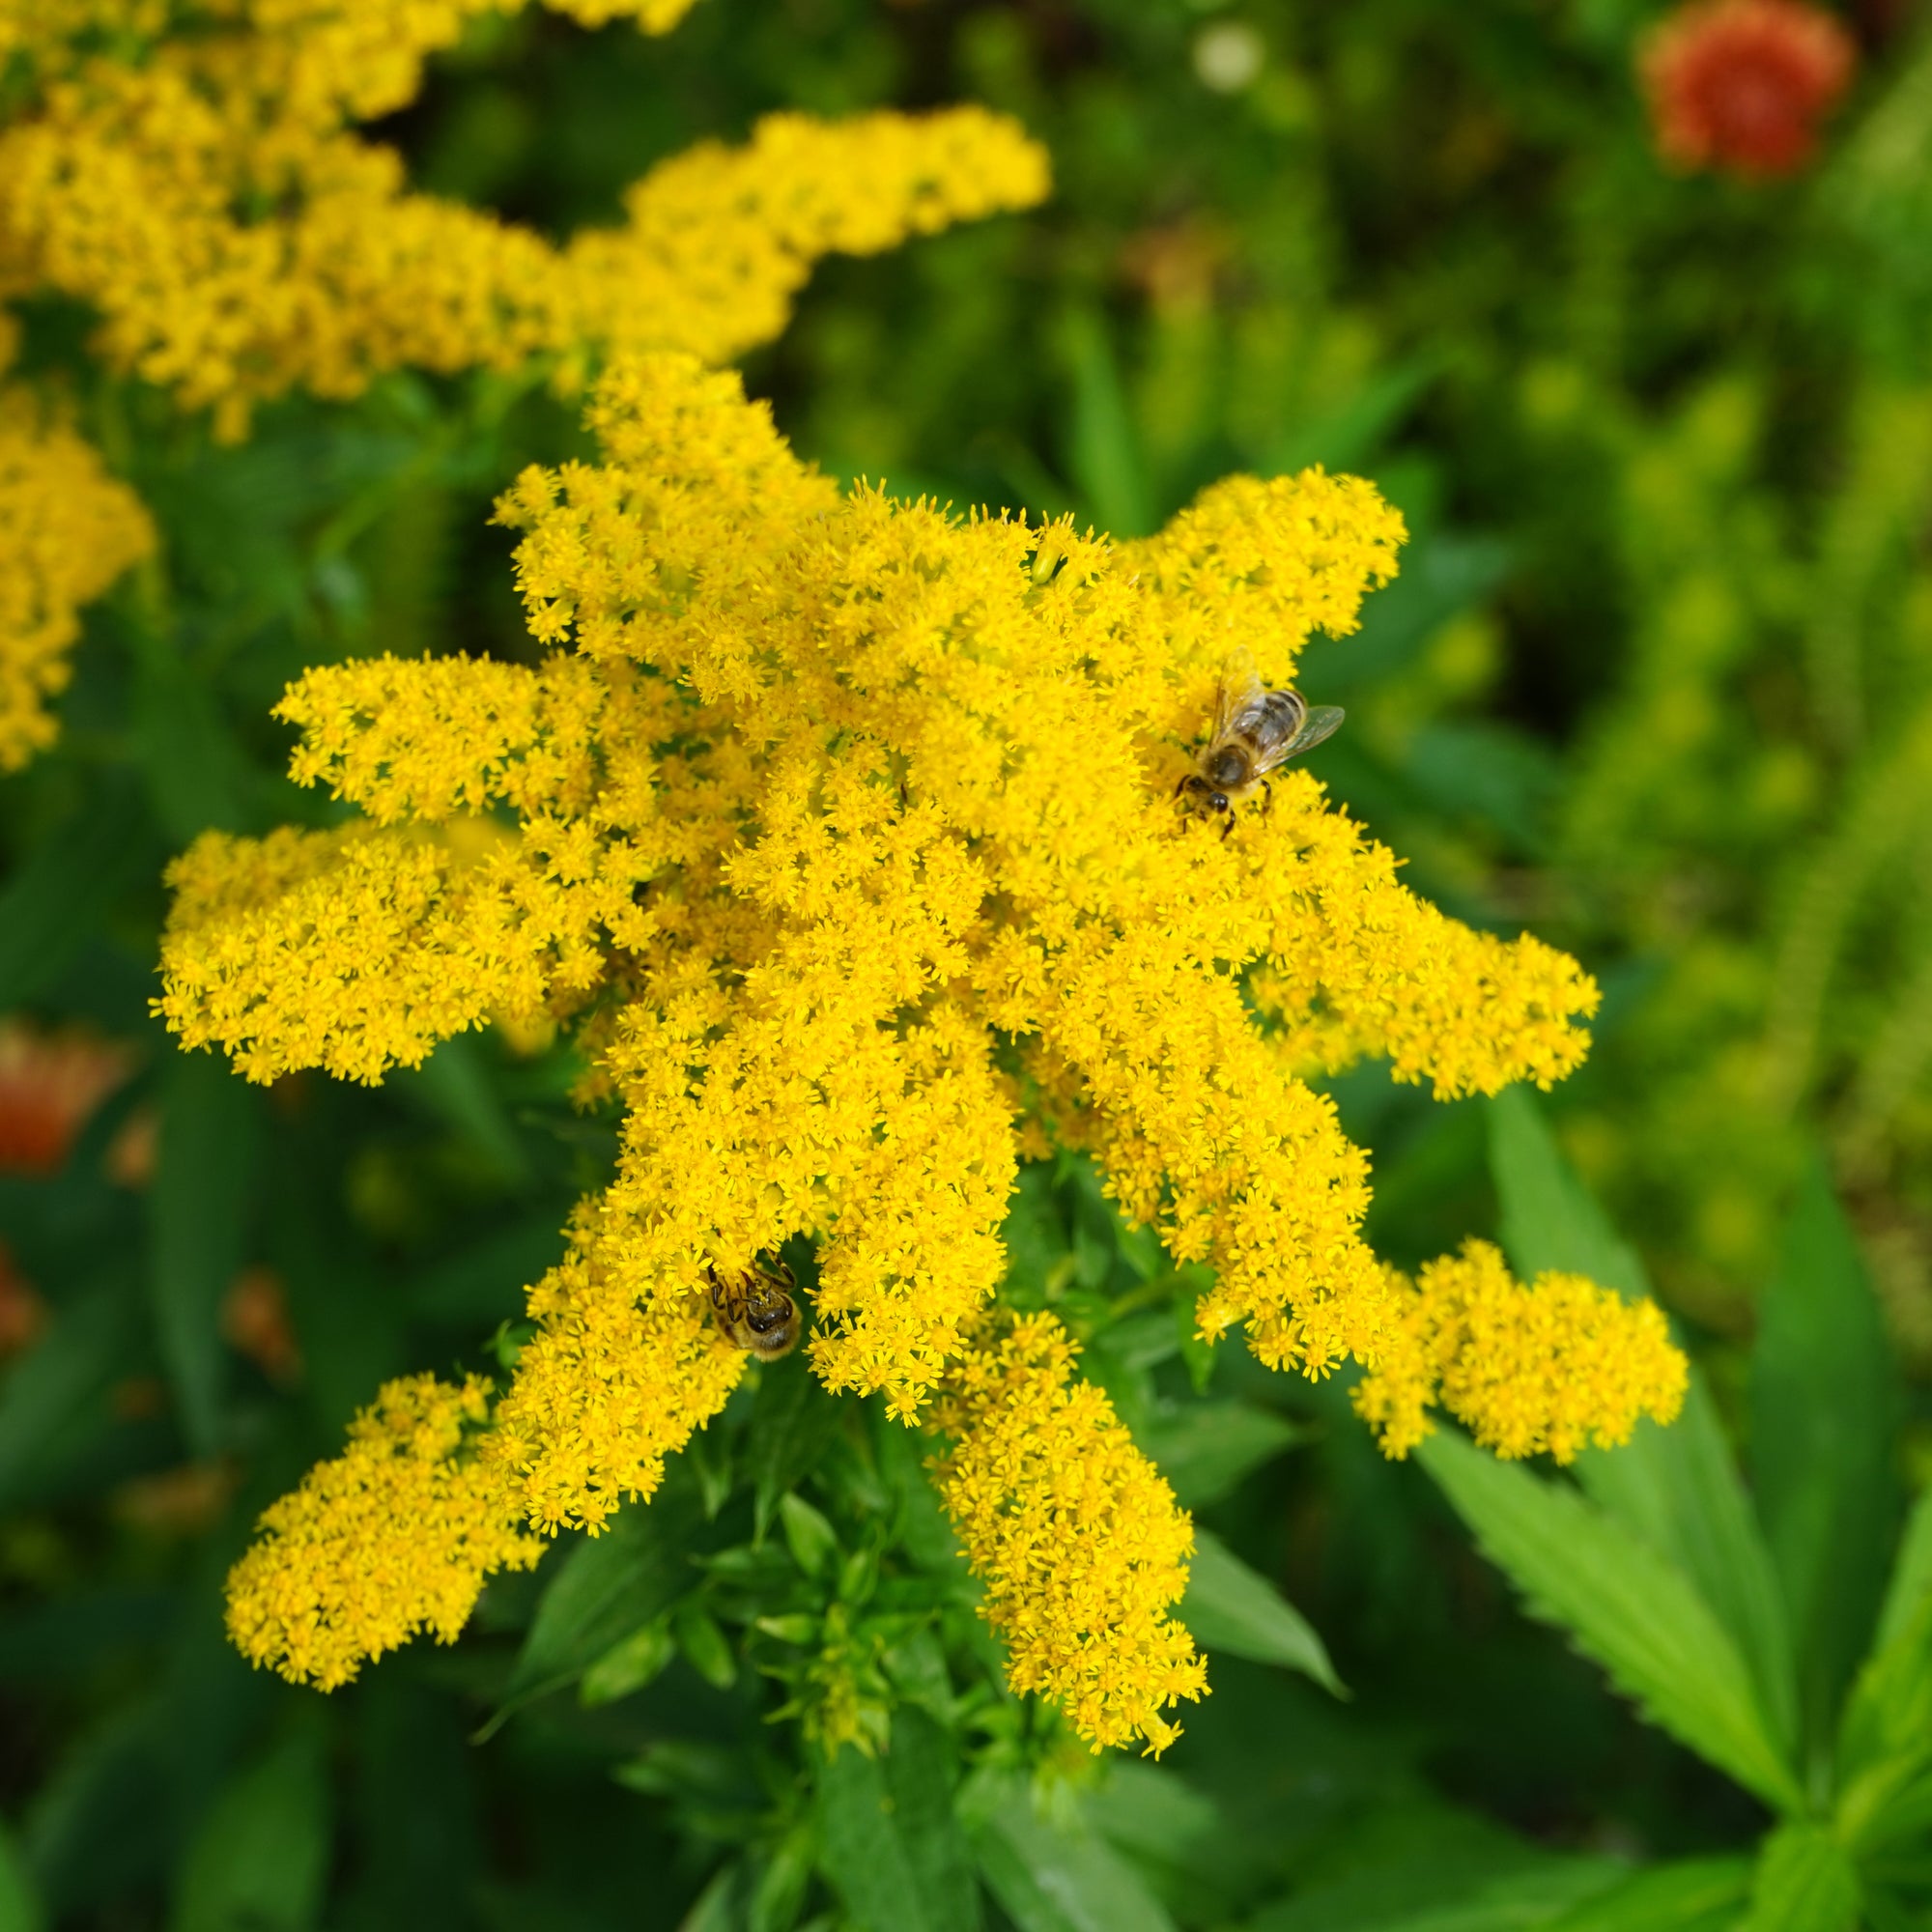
[224, 1375, 544, 1691]
[927, 1313, 1208, 1757]
[0, 385, 154, 772]
[168, 351, 1683, 1746]
[1352, 1239, 1690, 1463]
[0, 6, 1048, 435]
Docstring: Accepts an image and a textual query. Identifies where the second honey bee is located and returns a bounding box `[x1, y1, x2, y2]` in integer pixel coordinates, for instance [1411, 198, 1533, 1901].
[1177, 660, 1344, 836]
[704, 1259, 803, 1361]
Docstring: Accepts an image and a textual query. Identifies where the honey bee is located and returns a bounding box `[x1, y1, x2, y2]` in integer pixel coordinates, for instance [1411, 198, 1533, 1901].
[1177, 659, 1344, 836]
[704, 1259, 803, 1361]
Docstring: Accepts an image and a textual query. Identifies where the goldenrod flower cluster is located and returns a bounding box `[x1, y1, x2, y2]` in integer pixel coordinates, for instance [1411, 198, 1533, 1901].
[1352, 1240, 1689, 1463]
[928, 1314, 1207, 1756]
[0, 1, 1047, 437]
[223, 1375, 543, 1690]
[174, 351, 1683, 1749]
[0, 381, 154, 771]
[0, 0, 1046, 768]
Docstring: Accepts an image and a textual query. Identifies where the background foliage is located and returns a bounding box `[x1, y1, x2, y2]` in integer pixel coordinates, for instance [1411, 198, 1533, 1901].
[4, 0, 1932, 1926]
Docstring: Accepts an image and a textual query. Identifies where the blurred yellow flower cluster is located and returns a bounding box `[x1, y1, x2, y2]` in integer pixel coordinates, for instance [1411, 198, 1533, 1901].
[0, 377, 154, 769]
[180, 349, 1683, 1751]
[0, 0, 1047, 763]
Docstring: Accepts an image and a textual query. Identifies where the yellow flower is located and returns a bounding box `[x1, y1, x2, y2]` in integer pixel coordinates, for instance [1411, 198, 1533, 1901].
[1352, 1239, 1690, 1463]
[0, 0, 1045, 763]
[224, 1374, 544, 1690]
[0, 13, 1047, 434]
[0, 387, 153, 772]
[928, 1313, 1207, 1756]
[175, 352, 1678, 1735]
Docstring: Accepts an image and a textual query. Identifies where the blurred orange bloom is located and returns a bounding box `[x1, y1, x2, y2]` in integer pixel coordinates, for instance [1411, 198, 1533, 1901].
[0, 1243, 45, 1359]
[223, 1267, 303, 1385]
[1642, 0, 1856, 179]
[0, 1018, 133, 1175]
[114, 1461, 240, 1538]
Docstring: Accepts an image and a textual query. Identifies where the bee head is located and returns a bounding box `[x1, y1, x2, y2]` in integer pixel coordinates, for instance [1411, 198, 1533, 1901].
[740, 1282, 801, 1359]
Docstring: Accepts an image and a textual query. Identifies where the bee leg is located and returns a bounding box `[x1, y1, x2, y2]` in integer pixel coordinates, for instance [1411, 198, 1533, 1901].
[1220, 811, 1236, 842]
[1262, 780, 1273, 817]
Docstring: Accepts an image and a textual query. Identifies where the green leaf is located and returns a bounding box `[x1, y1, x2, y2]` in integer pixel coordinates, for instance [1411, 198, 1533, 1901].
[887, 1710, 979, 1932]
[1251, 1861, 1622, 1932]
[1740, 1823, 1860, 1932]
[1545, 1857, 1753, 1932]
[1082, 1762, 1264, 1924]
[1833, 1592, 1932, 1854]
[170, 1728, 331, 1932]
[676, 1863, 747, 1932]
[1872, 1487, 1932, 1657]
[1260, 355, 1440, 479]
[962, 1771, 1176, 1932]
[817, 1713, 977, 1932]
[579, 1620, 676, 1707]
[1237, 1797, 1623, 1932]
[1180, 1531, 1345, 1697]
[0, 1279, 141, 1514]
[1415, 1429, 1804, 1813]
[391, 1036, 530, 1190]
[1751, 1161, 1901, 1769]
[488, 1480, 702, 1727]
[1486, 1089, 1799, 1761]
[779, 1493, 838, 1579]
[673, 1605, 737, 1690]
[0, 1819, 43, 1932]
[0, 780, 150, 1008]
[750, 1830, 814, 1932]
[748, 1350, 841, 1544]
[151, 1050, 260, 1456]
[129, 648, 252, 846]
[1138, 1401, 1306, 1508]
[1059, 308, 1153, 539]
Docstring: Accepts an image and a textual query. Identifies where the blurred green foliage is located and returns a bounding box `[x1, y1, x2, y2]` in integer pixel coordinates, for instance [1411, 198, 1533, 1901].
[7, 0, 1932, 1926]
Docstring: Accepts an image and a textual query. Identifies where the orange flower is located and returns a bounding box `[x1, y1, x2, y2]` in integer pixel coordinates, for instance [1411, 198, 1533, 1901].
[1642, 0, 1856, 179]
[0, 1018, 134, 1175]
[0, 1243, 45, 1359]
[222, 1267, 303, 1385]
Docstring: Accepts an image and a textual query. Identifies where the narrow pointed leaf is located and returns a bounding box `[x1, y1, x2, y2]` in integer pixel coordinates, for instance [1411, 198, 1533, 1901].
[1417, 1428, 1803, 1814]
[1741, 1823, 1859, 1932]
[0, 1819, 43, 1932]
[1487, 1089, 1798, 1758]
[170, 1728, 331, 1932]
[963, 1773, 1175, 1932]
[1872, 1486, 1932, 1657]
[818, 1713, 978, 1932]
[1751, 1161, 1900, 1761]
[1180, 1530, 1344, 1697]
[1546, 1856, 1752, 1932]
[151, 1051, 260, 1456]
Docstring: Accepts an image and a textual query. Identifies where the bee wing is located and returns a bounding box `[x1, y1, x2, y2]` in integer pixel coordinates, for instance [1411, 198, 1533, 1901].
[1213, 649, 1264, 739]
[1250, 703, 1346, 776]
